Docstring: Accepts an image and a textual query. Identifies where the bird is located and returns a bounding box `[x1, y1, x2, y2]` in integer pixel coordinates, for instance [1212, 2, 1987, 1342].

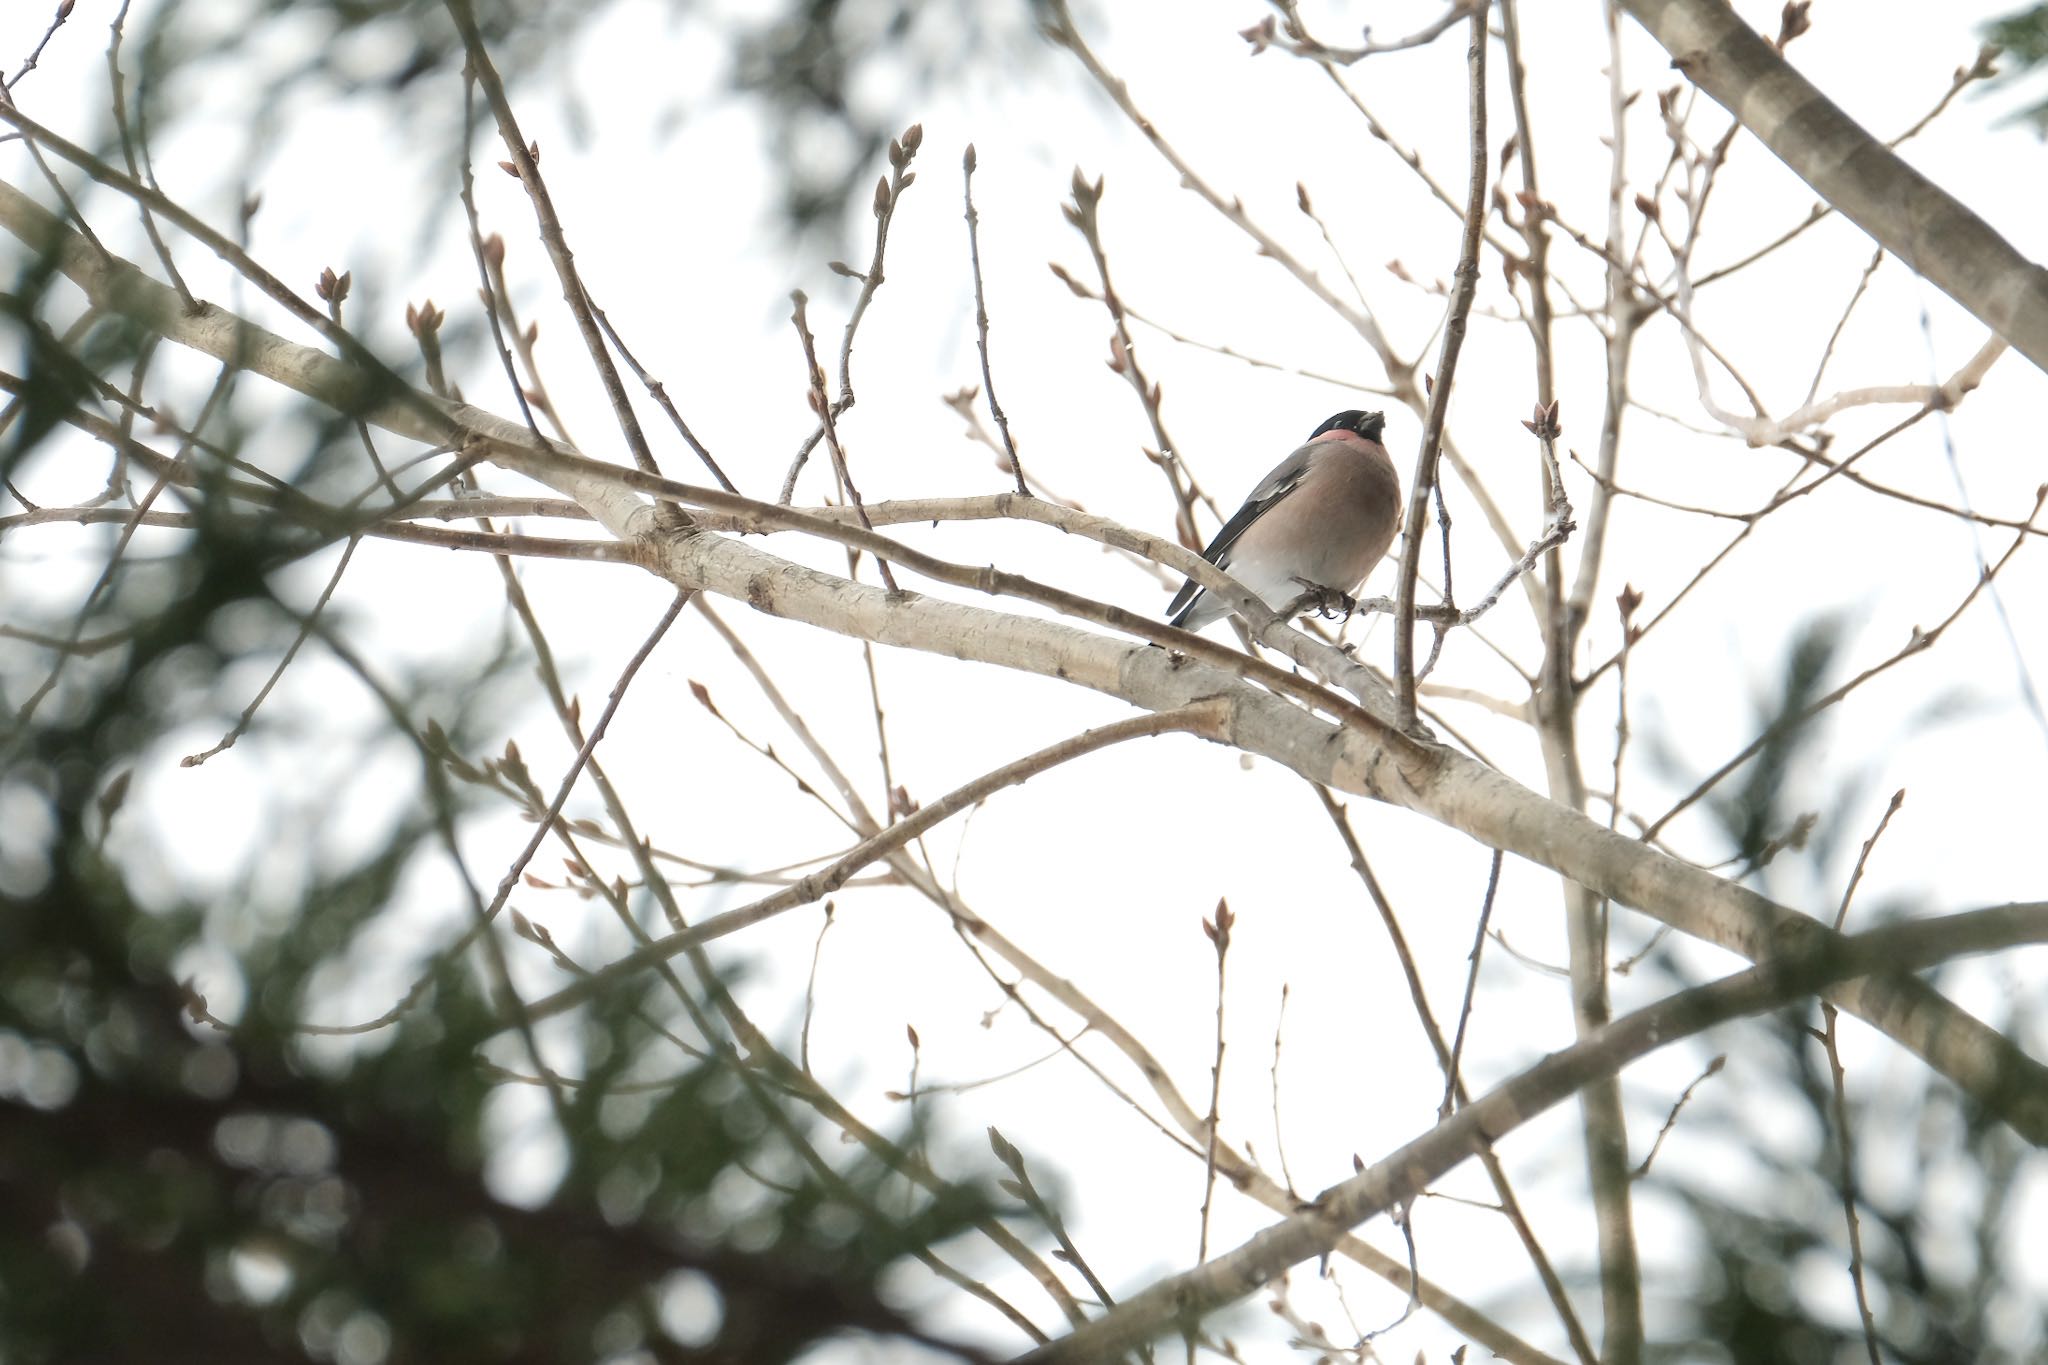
[1164, 409, 1401, 632]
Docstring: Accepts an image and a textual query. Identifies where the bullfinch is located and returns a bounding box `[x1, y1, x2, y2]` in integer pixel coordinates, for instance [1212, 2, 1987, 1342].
[1165, 409, 1401, 631]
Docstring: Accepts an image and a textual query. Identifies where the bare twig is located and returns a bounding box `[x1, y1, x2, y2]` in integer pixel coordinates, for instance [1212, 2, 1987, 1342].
[778, 124, 922, 503]
[1197, 899, 1235, 1266]
[1823, 787, 1907, 1365]
[1628, 1054, 1724, 1179]
[963, 145, 1027, 495]
[791, 290, 897, 591]
[1059, 168, 1211, 548]
[1441, 852, 1503, 1120]
[1314, 789, 1598, 1365]
[446, 0, 662, 480]
[181, 535, 363, 766]
[102, 0, 193, 307]
[7, 0, 76, 90]
[1393, 6, 1486, 729]
[1693, 44, 2003, 290]
[521, 706, 1228, 1022]
[1647, 492, 2044, 842]
[1246, 0, 1483, 64]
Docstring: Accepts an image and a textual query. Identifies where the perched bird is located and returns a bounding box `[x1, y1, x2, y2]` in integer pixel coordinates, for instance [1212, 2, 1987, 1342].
[1165, 409, 1401, 631]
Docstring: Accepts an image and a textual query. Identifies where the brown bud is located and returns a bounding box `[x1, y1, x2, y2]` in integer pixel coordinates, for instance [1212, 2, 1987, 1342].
[1775, 1, 1812, 50]
[1520, 398, 1562, 440]
[873, 174, 891, 216]
[963, 142, 977, 173]
[1616, 584, 1643, 623]
[1069, 166, 1102, 209]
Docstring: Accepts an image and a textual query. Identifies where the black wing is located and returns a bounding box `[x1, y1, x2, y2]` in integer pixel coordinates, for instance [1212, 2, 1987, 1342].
[1164, 445, 1314, 621]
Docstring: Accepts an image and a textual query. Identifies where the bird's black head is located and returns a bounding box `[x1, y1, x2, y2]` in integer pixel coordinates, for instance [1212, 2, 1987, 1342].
[1310, 410, 1386, 443]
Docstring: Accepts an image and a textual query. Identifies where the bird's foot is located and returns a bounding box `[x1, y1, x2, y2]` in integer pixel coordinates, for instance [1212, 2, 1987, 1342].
[1291, 578, 1357, 620]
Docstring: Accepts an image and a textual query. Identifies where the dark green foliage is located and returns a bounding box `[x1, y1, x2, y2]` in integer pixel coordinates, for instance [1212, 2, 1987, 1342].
[0, 320, 989, 1365]
[1986, 5, 2048, 132]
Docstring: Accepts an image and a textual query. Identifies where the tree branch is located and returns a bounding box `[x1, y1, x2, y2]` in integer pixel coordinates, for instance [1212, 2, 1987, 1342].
[1617, 0, 2048, 375]
[1019, 902, 2048, 1362]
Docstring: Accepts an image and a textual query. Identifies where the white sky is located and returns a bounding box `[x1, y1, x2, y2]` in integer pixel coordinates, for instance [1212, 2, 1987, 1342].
[4, 0, 2047, 1360]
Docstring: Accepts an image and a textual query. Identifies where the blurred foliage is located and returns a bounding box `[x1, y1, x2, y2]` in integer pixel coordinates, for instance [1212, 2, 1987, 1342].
[1631, 620, 2046, 1362]
[1986, 4, 2048, 131]
[1657, 1014, 2038, 1364]
[110, 0, 1052, 239]
[0, 262, 989, 1363]
[728, 0, 1052, 231]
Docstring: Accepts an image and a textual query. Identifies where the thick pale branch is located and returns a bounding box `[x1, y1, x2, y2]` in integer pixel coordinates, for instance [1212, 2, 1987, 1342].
[1618, 0, 2048, 375]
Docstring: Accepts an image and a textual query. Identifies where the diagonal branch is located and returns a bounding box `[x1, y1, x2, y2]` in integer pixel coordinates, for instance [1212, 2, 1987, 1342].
[1617, 0, 2048, 375]
[1018, 902, 2048, 1362]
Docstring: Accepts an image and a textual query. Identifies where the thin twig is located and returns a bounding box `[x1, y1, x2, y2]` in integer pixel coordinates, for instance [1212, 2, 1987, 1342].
[1441, 851, 1503, 1120]
[1692, 44, 2002, 290]
[1313, 789, 1598, 1365]
[181, 535, 362, 766]
[963, 145, 1027, 495]
[778, 125, 923, 503]
[1629, 1054, 1724, 1179]
[1267, 985, 1299, 1197]
[1393, 5, 1486, 729]
[1059, 168, 1212, 547]
[1250, 0, 1484, 65]
[791, 290, 897, 591]
[102, 0, 193, 307]
[6, 0, 76, 90]
[1823, 786, 1906, 1365]
[521, 707, 1228, 1021]
[1197, 899, 1235, 1267]
[446, 0, 662, 481]
[1647, 493, 2044, 841]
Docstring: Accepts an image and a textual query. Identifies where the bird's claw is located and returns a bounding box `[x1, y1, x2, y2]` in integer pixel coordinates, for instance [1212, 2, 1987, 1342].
[1292, 578, 1357, 620]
